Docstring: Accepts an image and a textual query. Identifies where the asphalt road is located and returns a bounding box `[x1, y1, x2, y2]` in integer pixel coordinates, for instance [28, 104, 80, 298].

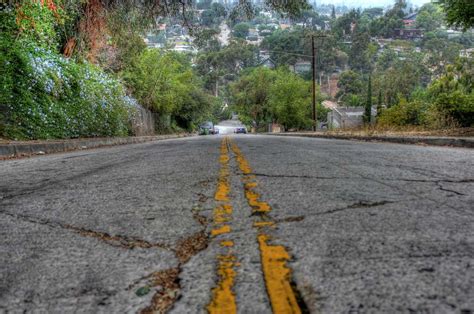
[1, 135, 473, 313]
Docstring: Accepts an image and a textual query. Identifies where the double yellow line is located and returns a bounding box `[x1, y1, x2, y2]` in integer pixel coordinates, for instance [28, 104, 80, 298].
[207, 137, 302, 314]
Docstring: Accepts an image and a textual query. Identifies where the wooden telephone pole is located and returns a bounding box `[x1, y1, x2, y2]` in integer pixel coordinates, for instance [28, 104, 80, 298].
[311, 34, 327, 132]
[311, 35, 316, 131]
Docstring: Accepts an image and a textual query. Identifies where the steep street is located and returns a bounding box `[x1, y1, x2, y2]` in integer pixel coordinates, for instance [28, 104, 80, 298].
[1, 135, 473, 313]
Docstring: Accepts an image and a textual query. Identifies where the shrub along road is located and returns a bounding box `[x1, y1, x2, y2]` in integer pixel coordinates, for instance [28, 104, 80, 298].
[0, 135, 473, 313]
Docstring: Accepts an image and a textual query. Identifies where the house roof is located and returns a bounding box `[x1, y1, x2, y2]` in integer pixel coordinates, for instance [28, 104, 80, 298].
[404, 12, 418, 20]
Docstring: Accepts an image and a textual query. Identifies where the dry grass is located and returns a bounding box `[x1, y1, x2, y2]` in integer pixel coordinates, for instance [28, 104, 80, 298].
[325, 127, 474, 138]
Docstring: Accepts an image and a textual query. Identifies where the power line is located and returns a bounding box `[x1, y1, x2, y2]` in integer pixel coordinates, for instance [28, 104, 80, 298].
[264, 50, 313, 58]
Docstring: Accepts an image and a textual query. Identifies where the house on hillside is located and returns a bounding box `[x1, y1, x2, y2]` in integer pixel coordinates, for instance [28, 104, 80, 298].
[259, 57, 276, 69]
[291, 61, 312, 74]
[394, 28, 424, 39]
[460, 48, 474, 58]
[327, 107, 377, 129]
[403, 12, 418, 28]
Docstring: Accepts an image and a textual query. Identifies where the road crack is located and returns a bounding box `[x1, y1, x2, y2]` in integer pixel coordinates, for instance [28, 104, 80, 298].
[307, 200, 395, 217]
[436, 182, 466, 196]
[139, 268, 181, 314]
[252, 173, 341, 180]
[0, 210, 174, 251]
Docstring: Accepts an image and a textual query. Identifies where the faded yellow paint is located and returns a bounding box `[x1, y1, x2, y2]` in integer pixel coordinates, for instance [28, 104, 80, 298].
[215, 178, 230, 202]
[258, 234, 301, 314]
[244, 189, 271, 213]
[221, 204, 232, 214]
[214, 205, 232, 224]
[230, 143, 252, 174]
[207, 255, 237, 314]
[253, 221, 275, 227]
[208, 137, 237, 313]
[211, 223, 231, 237]
[229, 138, 302, 314]
[220, 240, 234, 247]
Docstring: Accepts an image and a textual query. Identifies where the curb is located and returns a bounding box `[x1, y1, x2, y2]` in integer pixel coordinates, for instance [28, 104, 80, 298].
[265, 133, 474, 148]
[0, 134, 195, 159]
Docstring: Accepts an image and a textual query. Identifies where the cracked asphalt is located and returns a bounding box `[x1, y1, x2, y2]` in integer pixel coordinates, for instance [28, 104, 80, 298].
[0, 135, 473, 313]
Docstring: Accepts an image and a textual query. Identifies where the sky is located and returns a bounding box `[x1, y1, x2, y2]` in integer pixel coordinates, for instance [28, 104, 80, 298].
[316, 0, 431, 8]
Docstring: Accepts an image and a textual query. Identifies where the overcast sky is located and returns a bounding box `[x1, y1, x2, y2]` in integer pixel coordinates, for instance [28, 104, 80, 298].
[317, 0, 431, 8]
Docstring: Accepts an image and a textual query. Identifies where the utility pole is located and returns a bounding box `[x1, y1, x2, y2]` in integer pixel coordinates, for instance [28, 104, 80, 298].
[311, 35, 317, 131]
[311, 33, 327, 132]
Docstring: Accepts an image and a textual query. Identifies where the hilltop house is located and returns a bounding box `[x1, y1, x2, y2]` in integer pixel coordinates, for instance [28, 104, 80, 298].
[291, 61, 312, 74]
[403, 12, 418, 28]
[394, 28, 423, 39]
[327, 106, 377, 128]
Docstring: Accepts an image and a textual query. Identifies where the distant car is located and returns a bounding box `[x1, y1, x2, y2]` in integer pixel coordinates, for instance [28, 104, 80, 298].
[234, 127, 247, 134]
[199, 121, 217, 135]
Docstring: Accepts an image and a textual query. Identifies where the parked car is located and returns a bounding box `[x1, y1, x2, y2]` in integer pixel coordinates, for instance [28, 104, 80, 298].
[199, 121, 216, 135]
[234, 127, 247, 134]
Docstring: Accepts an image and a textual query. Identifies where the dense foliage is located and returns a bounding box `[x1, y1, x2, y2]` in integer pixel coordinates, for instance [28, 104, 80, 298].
[231, 67, 328, 130]
[378, 59, 473, 128]
[124, 50, 217, 132]
[437, 0, 474, 30]
[0, 0, 232, 139]
[1, 5, 136, 139]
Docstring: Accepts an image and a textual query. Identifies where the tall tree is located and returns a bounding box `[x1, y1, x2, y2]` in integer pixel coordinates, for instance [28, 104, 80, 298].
[349, 27, 371, 73]
[437, 0, 474, 30]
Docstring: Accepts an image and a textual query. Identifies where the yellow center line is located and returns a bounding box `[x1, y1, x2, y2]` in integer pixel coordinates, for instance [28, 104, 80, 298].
[207, 137, 237, 314]
[229, 139, 303, 314]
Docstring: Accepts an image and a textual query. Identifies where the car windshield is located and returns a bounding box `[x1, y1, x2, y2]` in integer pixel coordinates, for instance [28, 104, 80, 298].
[200, 122, 213, 128]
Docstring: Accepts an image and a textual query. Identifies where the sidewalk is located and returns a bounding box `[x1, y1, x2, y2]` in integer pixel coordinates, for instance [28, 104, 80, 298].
[265, 132, 474, 148]
[0, 134, 194, 159]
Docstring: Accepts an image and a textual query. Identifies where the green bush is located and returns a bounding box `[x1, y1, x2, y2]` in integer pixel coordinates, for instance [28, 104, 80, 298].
[124, 49, 215, 132]
[377, 99, 427, 126]
[377, 60, 473, 128]
[1, 39, 137, 139]
[427, 62, 474, 127]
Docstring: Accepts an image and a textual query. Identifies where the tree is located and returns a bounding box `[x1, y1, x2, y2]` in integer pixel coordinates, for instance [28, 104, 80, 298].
[197, 0, 212, 10]
[364, 75, 372, 123]
[415, 4, 444, 32]
[336, 70, 364, 104]
[195, 40, 258, 93]
[124, 51, 192, 114]
[437, 0, 474, 30]
[268, 70, 313, 130]
[201, 3, 227, 26]
[363, 7, 384, 19]
[332, 9, 360, 38]
[230, 67, 278, 127]
[211, 3, 227, 19]
[374, 59, 426, 108]
[7, 0, 308, 60]
[368, 0, 406, 37]
[261, 30, 302, 66]
[377, 90, 383, 117]
[349, 27, 371, 72]
[261, 29, 344, 72]
[331, 5, 336, 19]
[427, 59, 474, 127]
[193, 28, 221, 52]
[231, 67, 325, 130]
[233, 22, 250, 39]
[423, 38, 464, 75]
